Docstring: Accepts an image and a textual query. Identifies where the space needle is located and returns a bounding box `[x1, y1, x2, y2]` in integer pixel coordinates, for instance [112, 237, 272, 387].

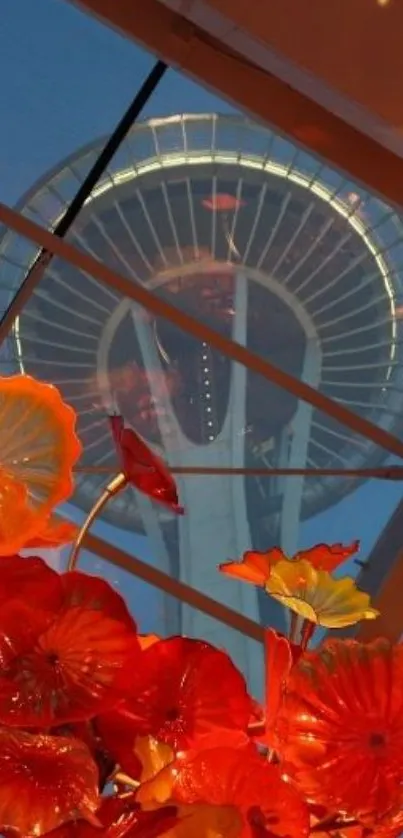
[1, 113, 403, 696]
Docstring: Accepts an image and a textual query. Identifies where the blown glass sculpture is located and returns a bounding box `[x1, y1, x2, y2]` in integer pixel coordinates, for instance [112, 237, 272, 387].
[0, 375, 401, 838]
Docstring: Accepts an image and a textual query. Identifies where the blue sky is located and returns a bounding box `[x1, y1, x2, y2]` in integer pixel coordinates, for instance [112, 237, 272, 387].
[0, 0, 228, 206]
[1, 0, 402, 635]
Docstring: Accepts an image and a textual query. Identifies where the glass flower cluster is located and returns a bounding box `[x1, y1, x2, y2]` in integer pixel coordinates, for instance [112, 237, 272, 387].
[0, 375, 402, 838]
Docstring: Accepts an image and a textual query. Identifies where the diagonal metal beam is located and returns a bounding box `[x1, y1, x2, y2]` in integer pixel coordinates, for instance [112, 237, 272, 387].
[83, 531, 264, 642]
[73, 0, 403, 210]
[1, 201, 403, 459]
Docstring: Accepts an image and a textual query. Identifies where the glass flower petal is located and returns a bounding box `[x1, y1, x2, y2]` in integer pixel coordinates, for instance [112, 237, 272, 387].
[52, 720, 117, 792]
[264, 559, 379, 627]
[153, 803, 242, 838]
[0, 375, 81, 555]
[109, 416, 184, 515]
[61, 571, 137, 630]
[294, 541, 360, 572]
[47, 795, 178, 838]
[0, 726, 99, 836]
[136, 737, 175, 783]
[219, 548, 285, 586]
[0, 554, 61, 609]
[139, 634, 161, 650]
[275, 638, 403, 822]
[0, 606, 140, 726]
[264, 629, 299, 748]
[0, 474, 36, 551]
[0, 600, 55, 668]
[26, 516, 79, 548]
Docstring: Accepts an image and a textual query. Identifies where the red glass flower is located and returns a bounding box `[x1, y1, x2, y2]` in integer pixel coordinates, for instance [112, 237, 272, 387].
[47, 795, 179, 838]
[0, 726, 99, 836]
[264, 629, 302, 749]
[137, 746, 310, 838]
[96, 637, 252, 770]
[275, 638, 403, 824]
[0, 563, 140, 727]
[109, 415, 184, 514]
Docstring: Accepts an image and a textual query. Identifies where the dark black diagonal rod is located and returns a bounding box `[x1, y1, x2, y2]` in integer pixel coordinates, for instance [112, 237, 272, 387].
[0, 59, 168, 336]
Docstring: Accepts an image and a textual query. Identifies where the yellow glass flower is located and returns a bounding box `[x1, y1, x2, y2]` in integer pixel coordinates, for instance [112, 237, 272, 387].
[264, 559, 379, 628]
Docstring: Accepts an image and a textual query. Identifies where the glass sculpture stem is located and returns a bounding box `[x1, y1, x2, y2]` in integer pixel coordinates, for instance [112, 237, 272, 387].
[311, 816, 358, 833]
[113, 772, 140, 790]
[301, 620, 316, 650]
[289, 612, 299, 643]
[248, 721, 266, 737]
[68, 472, 127, 571]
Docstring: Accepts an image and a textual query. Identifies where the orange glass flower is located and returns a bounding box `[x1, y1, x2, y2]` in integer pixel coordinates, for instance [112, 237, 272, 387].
[219, 541, 359, 586]
[137, 746, 310, 838]
[264, 559, 378, 628]
[0, 375, 81, 555]
[275, 638, 403, 824]
[0, 726, 99, 836]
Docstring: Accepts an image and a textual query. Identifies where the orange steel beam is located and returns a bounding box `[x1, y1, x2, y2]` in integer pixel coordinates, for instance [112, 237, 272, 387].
[2, 201, 403, 460]
[83, 531, 264, 643]
[74, 0, 403, 209]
